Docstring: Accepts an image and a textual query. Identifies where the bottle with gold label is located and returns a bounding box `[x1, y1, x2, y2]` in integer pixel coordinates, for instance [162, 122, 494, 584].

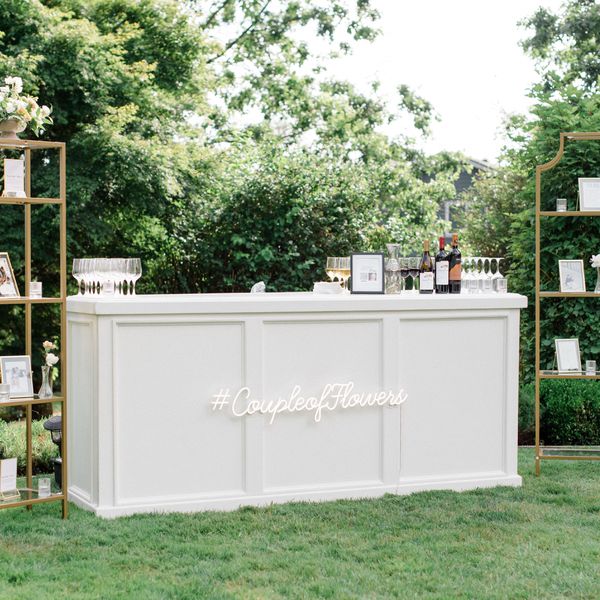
[448, 233, 462, 294]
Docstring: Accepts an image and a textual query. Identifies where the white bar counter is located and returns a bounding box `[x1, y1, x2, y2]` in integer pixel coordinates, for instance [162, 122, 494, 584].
[67, 292, 527, 518]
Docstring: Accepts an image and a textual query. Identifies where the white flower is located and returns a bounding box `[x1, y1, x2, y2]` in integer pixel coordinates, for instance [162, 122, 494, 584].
[5, 101, 16, 113]
[40, 105, 51, 117]
[45, 353, 59, 366]
[5, 76, 23, 93]
[0, 85, 9, 93]
[591, 255, 600, 268]
[43, 340, 56, 351]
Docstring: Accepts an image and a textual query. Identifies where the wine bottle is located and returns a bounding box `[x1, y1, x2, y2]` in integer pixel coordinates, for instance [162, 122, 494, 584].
[419, 239, 434, 294]
[448, 233, 462, 294]
[435, 236, 449, 294]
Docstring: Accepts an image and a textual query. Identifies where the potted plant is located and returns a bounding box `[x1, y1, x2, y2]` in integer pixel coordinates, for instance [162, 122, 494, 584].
[0, 76, 52, 139]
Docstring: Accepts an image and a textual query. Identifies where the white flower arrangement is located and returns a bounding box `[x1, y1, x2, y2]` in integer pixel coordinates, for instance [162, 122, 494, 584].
[42, 340, 60, 367]
[0, 76, 52, 136]
[590, 255, 600, 269]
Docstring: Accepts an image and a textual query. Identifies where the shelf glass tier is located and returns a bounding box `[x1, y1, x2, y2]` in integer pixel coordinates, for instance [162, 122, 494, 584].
[0, 297, 64, 305]
[539, 211, 600, 217]
[0, 196, 63, 205]
[0, 395, 64, 408]
[539, 292, 600, 298]
[539, 371, 600, 379]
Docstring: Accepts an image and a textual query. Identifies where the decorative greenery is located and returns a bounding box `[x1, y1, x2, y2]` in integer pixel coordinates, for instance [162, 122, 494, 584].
[0, 450, 599, 598]
[0, 418, 58, 475]
[0, 76, 51, 136]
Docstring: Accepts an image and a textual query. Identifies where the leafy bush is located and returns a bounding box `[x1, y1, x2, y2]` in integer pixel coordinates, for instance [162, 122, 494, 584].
[0, 418, 58, 475]
[539, 380, 600, 446]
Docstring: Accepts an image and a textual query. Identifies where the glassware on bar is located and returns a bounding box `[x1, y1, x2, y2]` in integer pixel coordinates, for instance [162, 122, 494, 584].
[556, 198, 567, 212]
[72, 258, 143, 296]
[407, 257, 420, 292]
[399, 258, 410, 292]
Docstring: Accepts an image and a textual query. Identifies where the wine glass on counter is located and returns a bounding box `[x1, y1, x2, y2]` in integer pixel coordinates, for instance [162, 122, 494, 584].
[72, 259, 83, 295]
[408, 257, 420, 292]
[399, 258, 409, 292]
[127, 258, 142, 295]
[325, 256, 350, 290]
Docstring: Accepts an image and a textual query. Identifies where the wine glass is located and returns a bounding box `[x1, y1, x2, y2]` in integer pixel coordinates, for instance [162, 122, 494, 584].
[408, 257, 420, 292]
[399, 258, 409, 292]
[127, 258, 142, 295]
[326, 257, 339, 282]
[338, 257, 350, 291]
[72, 259, 83, 295]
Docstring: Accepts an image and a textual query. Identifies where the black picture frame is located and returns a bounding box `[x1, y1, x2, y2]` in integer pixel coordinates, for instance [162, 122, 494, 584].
[350, 253, 385, 294]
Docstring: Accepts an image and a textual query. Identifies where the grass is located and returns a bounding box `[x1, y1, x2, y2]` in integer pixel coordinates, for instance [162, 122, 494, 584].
[1, 449, 599, 599]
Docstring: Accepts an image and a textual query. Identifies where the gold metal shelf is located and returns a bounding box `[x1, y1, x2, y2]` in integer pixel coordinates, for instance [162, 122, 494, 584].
[540, 211, 600, 217]
[0, 196, 63, 205]
[0, 491, 65, 510]
[539, 373, 600, 380]
[539, 292, 600, 298]
[539, 455, 600, 461]
[0, 139, 65, 150]
[0, 395, 64, 408]
[0, 297, 64, 305]
[0, 137, 68, 518]
[534, 131, 600, 476]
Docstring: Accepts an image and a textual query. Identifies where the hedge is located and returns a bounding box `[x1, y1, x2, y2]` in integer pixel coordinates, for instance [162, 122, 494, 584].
[519, 380, 600, 446]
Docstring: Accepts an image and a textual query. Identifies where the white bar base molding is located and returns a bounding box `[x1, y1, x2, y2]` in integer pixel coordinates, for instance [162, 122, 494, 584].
[67, 292, 526, 518]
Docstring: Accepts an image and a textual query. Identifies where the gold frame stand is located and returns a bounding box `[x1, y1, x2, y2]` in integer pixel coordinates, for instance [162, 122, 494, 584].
[535, 131, 600, 475]
[0, 138, 68, 517]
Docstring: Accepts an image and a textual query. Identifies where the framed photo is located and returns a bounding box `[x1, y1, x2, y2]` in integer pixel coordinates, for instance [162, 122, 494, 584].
[350, 253, 384, 294]
[0, 252, 19, 298]
[578, 178, 600, 211]
[2, 158, 26, 198]
[0, 355, 33, 398]
[555, 338, 582, 373]
[559, 260, 586, 293]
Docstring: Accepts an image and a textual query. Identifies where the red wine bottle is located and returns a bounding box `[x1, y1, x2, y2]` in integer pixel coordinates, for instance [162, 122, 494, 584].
[419, 239, 434, 294]
[448, 233, 462, 294]
[435, 236, 449, 294]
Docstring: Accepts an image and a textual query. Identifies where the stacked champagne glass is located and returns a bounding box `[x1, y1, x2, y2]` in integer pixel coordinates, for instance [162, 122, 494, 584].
[461, 257, 507, 293]
[72, 258, 142, 296]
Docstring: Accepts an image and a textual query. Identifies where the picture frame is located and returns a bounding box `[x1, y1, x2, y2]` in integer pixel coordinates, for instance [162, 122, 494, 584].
[2, 158, 26, 198]
[555, 338, 582, 373]
[0, 457, 18, 500]
[0, 355, 33, 398]
[558, 259, 586, 293]
[578, 178, 600, 211]
[0, 252, 19, 298]
[350, 253, 385, 294]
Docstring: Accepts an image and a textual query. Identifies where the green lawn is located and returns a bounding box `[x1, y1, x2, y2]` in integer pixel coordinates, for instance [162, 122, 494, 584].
[1, 449, 599, 599]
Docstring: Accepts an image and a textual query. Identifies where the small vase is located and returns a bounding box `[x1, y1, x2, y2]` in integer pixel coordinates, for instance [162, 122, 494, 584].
[595, 268, 600, 294]
[0, 118, 26, 139]
[38, 365, 53, 399]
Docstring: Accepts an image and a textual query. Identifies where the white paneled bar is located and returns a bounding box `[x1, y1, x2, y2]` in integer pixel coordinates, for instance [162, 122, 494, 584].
[67, 292, 526, 518]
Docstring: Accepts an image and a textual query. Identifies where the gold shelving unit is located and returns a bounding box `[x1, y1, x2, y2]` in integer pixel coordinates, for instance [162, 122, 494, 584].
[535, 131, 600, 474]
[0, 138, 68, 517]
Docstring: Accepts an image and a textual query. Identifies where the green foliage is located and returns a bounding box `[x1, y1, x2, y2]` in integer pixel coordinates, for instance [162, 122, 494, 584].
[540, 380, 600, 445]
[459, 0, 600, 384]
[0, 418, 59, 475]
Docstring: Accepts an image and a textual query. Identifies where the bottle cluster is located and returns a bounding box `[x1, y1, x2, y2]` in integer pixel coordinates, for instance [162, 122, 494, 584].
[419, 234, 462, 294]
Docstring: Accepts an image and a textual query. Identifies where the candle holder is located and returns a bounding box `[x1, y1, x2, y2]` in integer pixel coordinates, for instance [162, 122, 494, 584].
[586, 360, 597, 376]
[30, 281, 42, 298]
[556, 198, 567, 212]
[0, 383, 10, 402]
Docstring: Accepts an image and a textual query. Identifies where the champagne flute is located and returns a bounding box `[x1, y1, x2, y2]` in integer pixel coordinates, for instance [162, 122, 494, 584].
[338, 257, 351, 291]
[326, 257, 339, 282]
[399, 258, 409, 292]
[127, 258, 142, 295]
